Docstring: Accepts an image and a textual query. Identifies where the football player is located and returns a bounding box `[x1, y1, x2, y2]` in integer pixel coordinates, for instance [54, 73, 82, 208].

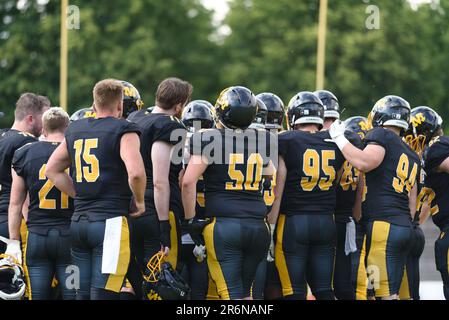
[314, 90, 341, 131]
[343, 116, 370, 300]
[180, 100, 215, 300]
[182, 86, 276, 300]
[70, 81, 144, 122]
[0, 93, 49, 255]
[8, 108, 75, 300]
[329, 95, 419, 300]
[269, 92, 345, 300]
[45, 79, 146, 300]
[130, 78, 191, 283]
[409, 107, 449, 299]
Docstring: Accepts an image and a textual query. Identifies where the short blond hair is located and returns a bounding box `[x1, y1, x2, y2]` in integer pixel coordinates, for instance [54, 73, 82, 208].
[93, 79, 124, 111]
[42, 107, 70, 133]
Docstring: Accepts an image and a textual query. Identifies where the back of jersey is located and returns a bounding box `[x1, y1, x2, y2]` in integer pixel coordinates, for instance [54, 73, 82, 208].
[0, 130, 36, 223]
[363, 127, 420, 226]
[279, 130, 345, 216]
[12, 141, 74, 234]
[190, 128, 277, 219]
[65, 117, 140, 221]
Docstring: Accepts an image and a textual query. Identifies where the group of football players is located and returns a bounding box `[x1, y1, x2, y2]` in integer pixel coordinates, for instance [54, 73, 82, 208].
[0, 76, 448, 301]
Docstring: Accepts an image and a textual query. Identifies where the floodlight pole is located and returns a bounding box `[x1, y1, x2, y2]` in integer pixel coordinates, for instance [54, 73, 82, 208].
[60, 0, 68, 111]
[316, 0, 328, 90]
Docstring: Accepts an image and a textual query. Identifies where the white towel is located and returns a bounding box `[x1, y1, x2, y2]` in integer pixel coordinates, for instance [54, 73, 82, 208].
[345, 218, 357, 256]
[102, 217, 123, 274]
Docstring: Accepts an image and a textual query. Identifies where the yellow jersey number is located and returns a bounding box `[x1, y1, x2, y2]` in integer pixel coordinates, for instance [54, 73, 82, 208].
[392, 153, 418, 195]
[226, 153, 264, 191]
[38, 164, 70, 210]
[263, 170, 277, 207]
[301, 149, 336, 191]
[74, 139, 100, 183]
[340, 161, 360, 191]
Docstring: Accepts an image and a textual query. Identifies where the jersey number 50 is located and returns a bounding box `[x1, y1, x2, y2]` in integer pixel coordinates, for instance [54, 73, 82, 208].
[226, 153, 263, 191]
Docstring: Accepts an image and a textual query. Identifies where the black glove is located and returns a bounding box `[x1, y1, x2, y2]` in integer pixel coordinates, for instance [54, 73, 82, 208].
[160, 220, 171, 249]
[188, 218, 211, 246]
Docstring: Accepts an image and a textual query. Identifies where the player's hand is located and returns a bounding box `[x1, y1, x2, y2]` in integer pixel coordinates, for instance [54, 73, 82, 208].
[160, 220, 171, 256]
[267, 224, 275, 262]
[129, 200, 145, 218]
[188, 218, 211, 246]
[2, 238, 22, 265]
[329, 120, 346, 140]
[193, 245, 206, 263]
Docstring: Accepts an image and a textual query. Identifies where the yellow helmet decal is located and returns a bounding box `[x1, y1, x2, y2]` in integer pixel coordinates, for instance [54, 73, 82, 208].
[411, 113, 426, 128]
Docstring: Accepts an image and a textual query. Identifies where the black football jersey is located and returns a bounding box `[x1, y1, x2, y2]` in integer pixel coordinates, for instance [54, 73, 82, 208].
[127, 108, 151, 123]
[335, 131, 364, 223]
[423, 136, 449, 231]
[190, 128, 277, 219]
[12, 141, 74, 235]
[134, 113, 187, 216]
[362, 127, 420, 226]
[65, 117, 141, 221]
[0, 129, 37, 223]
[278, 130, 345, 216]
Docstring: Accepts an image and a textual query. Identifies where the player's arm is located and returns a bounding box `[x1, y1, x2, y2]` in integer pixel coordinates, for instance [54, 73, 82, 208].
[8, 170, 26, 241]
[436, 156, 449, 173]
[352, 174, 364, 222]
[120, 132, 146, 217]
[419, 198, 431, 225]
[409, 183, 418, 221]
[268, 156, 287, 225]
[182, 155, 208, 220]
[330, 121, 385, 172]
[45, 139, 76, 198]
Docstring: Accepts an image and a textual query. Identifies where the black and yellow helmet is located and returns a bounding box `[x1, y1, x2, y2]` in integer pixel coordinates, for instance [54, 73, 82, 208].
[344, 116, 369, 140]
[404, 106, 442, 155]
[121, 81, 144, 118]
[256, 93, 285, 130]
[214, 86, 258, 130]
[182, 100, 215, 131]
[249, 98, 268, 130]
[314, 90, 340, 120]
[70, 107, 96, 122]
[368, 95, 411, 132]
[287, 91, 325, 129]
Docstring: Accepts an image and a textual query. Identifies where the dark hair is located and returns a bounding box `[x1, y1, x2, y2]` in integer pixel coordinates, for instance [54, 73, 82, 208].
[15, 93, 50, 121]
[156, 78, 193, 110]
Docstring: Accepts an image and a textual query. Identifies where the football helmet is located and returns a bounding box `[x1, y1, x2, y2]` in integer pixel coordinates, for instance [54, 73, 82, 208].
[249, 98, 268, 130]
[182, 100, 215, 132]
[0, 255, 26, 300]
[287, 91, 325, 129]
[214, 86, 258, 130]
[256, 93, 285, 130]
[368, 95, 411, 132]
[344, 116, 369, 139]
[194, 100, 214, 110]
[404, 106, 442, 155]
[121, 81, 144, 118]
[70, 107, 96, 122]
[143, 252, 190, 300]
[314, 90, 340, 120]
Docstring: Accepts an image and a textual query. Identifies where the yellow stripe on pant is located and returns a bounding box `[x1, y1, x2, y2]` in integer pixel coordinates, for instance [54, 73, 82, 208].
[367, 221, 390, 298]
[165, 211, 178, 270]
[21, 221, 32, 300]
[204, 218, 230, 300]
[105, 217, 130, 293]
[274, 214, 294, 297]
[356, 237, 368, 300]
[399, 266, 411, 300]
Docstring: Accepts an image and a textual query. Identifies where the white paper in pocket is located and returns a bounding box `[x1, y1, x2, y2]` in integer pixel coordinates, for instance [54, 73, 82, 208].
[102, 217, 123, 274]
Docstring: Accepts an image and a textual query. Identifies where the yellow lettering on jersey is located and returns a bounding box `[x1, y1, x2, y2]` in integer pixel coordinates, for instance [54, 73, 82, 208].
[301, 149, 336, 192]
[74, 139, 100, 183]
[38, 164, 70, 210]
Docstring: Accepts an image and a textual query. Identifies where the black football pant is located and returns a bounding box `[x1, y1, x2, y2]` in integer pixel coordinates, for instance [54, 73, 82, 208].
[180, 243, 208, 300]
[0, 222, 7, 254]
[435, 227, 449, 300]
[204, 217, 270, 300]
[365, 221, 412, 298]
[399, 224, 425, 300]
[253, 258, 267, 300]
[71, 216, 130, 300]
[24, 229, 75, 300]
[275, 214, 336, 300]
[333, 220, 355, 300]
